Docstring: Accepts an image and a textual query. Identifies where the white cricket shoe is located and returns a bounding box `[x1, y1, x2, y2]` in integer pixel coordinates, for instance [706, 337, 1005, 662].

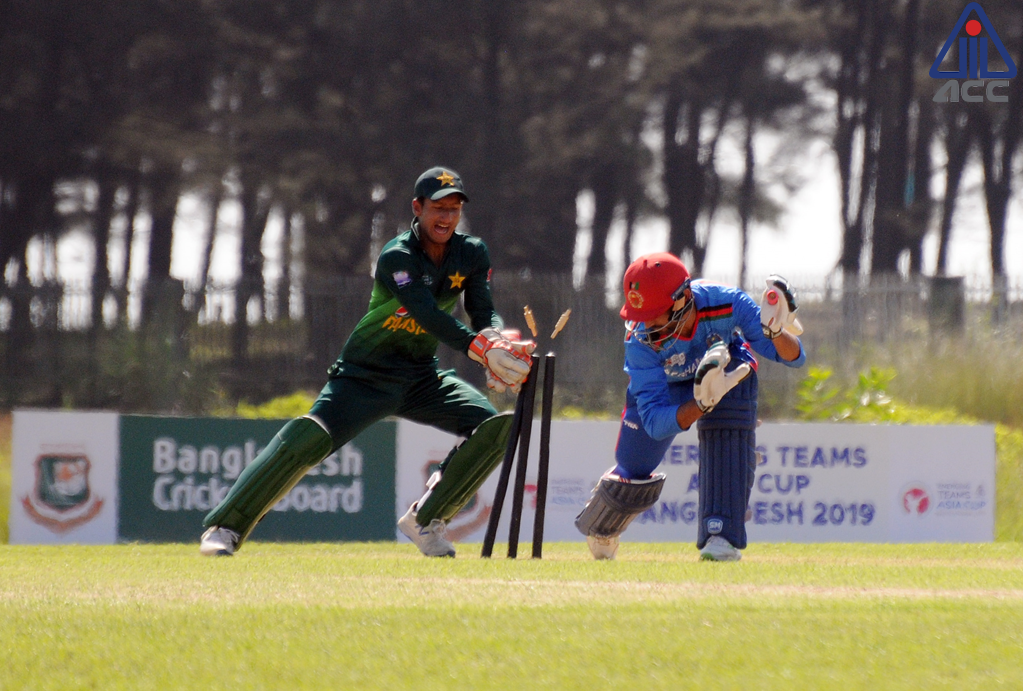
[586, 535, 620, 560]
[700, 536, 741, 562]
[398, 503, 456, 558]
[200, 526, 240, 557]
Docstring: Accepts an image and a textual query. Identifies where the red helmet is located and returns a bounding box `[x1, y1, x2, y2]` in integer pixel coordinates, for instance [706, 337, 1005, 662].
[619, 253, 691, 321]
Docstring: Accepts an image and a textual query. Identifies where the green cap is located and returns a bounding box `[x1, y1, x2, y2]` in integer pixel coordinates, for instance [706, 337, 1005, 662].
[414, 167, 469, 202]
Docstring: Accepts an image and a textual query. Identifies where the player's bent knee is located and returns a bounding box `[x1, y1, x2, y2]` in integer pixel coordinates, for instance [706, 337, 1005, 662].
[415, 412, 515, 524]
[575, 469, 666, 538]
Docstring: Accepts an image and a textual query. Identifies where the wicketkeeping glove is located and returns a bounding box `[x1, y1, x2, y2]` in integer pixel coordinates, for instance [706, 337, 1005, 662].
[483, 330, 536, 394]
[760, 275, 803, 339]
[468, 328, 535, 391]
[693, 342, 751, 413]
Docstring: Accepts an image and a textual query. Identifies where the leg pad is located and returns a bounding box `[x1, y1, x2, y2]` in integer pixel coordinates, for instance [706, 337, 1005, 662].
[696, 427, 757, 550]
[203, 416, 333, 545]
[575, 470, 665, 538]
[416, 412, 515, 524]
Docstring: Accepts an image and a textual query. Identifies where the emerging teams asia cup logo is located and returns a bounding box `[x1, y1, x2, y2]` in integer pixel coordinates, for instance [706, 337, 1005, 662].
[900, 484, 931, 517]
[21, 452, 105, 533]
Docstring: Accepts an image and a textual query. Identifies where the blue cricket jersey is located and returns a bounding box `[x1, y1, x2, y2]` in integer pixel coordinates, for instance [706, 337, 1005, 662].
[623, 281, 806, 440]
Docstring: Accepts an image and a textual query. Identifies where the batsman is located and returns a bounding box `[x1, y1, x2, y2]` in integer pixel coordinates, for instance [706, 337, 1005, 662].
[200, 166, 535, 558]
[575, 253, 806, 561]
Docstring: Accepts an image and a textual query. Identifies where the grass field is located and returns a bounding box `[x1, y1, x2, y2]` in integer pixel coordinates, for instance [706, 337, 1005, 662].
[3, 409, 1023, 688]
[2, 542, 1023, 689]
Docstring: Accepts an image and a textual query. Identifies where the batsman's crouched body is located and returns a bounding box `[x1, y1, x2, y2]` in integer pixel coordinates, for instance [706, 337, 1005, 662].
[575, 252, 804, 562]
[576, 361, 757, 552]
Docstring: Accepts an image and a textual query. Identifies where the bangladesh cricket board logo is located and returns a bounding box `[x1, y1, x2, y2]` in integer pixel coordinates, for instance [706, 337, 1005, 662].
[21, 453, 105, 533]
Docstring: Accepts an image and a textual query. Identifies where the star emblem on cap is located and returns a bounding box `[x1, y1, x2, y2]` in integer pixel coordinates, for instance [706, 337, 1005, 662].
[448, 271, 466, 289]
[436, 171, 456, 186]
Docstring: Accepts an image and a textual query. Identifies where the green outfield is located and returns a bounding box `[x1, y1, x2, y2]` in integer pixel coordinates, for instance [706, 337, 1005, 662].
[2, 542, 1022, 690]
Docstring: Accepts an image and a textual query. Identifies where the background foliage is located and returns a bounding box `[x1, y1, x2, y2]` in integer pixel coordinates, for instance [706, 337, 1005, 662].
[2, 1, 1022, 417]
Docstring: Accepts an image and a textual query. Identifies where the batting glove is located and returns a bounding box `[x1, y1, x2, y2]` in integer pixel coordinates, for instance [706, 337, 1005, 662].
[693, 342, 751, 413]
[760, 275, 803, 339]
[468, 328, 534, 390]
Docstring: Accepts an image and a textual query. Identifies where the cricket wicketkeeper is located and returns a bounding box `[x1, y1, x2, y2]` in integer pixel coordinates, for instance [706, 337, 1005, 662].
[575, 253, 806, 561]
[201, 166, 534, 558]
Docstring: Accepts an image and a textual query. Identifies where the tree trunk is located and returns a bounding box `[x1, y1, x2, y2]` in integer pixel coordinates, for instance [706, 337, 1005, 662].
[664, 89, 707, 272]
[907, 97, 935, 274]
[142, 166, 180, 325]
[90, 172, 117, 334]
[870, 0, 914, 275]
[232, 175, 271, 366]
[585, 163, 618, 278]
[738, 116, 756, 291]
[115, 168, 141, 326]
[278, 207, 293, 321]
[936, 109, 971, 276]
[835, 0, 874, 278]
[196, 181, 223, 321]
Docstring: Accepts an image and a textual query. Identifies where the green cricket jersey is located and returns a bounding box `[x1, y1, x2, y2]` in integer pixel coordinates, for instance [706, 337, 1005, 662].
[330, 222, 503, 373]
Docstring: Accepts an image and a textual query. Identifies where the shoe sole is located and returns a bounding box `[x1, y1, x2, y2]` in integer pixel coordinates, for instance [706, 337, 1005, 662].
[200, 545, 234, 557]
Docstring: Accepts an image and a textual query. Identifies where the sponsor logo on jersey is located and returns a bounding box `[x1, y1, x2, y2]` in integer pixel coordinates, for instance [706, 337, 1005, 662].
[395, 306, 409, 318]
[665, 352, 686, 368]
[664, 360, 698, 380]
[392, 271, 412, 287]
[382, 313, 427, 335]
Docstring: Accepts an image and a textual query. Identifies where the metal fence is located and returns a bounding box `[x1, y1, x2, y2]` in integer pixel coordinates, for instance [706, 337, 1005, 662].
[1, 272, 1021, 414]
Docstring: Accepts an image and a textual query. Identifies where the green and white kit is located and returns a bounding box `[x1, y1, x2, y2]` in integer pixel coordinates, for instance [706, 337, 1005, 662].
[204, 222, 512, 546]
